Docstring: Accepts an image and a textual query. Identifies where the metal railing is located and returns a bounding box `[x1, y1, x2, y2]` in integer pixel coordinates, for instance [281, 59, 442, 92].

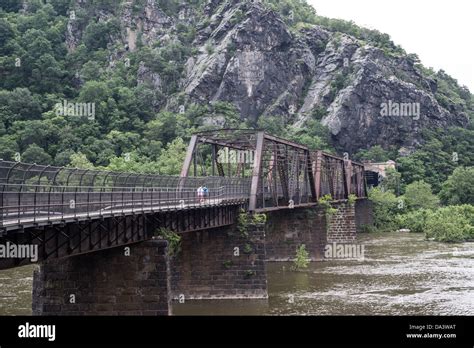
[0, 160, 251, 229]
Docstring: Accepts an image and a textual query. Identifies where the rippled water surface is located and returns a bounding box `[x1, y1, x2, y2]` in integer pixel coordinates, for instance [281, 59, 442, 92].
[1, 232, 473, 315]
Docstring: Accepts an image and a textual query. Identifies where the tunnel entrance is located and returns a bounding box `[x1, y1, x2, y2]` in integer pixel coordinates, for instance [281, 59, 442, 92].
[365, 170, 380, 188]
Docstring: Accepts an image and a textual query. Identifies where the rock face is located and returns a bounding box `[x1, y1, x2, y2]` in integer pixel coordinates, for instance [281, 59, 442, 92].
[66, 0, 470, 154]
[314, 42, 465, 153]
[121, 0, 173, 49]
[183, 1, 300, 123]
[176, 0, 468, 153]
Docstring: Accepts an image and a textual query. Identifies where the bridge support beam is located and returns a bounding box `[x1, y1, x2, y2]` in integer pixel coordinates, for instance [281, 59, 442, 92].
[171, 222, 268, 300]
[32, 240, 171, 316]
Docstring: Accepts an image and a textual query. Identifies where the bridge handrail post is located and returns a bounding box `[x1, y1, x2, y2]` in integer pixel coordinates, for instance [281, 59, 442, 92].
[86, 184, 91, 220]
[151, 179, 155, 212]
[0, 183, 3, 227]
[61, 184, 65, 221]
[166, 178, 170, 209]
[17, 184, 22, 226]
[141, 173, 145, 214]
[249, 131, 265, 211]
[344, 159, 352, 200]
[33, 183, 38, 224]
[314, 151, 323, 201]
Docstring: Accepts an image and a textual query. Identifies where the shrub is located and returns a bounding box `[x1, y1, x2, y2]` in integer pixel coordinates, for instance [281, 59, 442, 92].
[253, 213, 267, 224]
[425, 205, 474, 242]
[292, 244, 309, 270]
[396, 209, 431, 233]
[205, 42, 214, 55]
[318, 194, 337, 217]
[157, 228, 181, 256]
[237, 211, 267, 238]
[368, 188, 399, 232]
[348, 194, 357, 206]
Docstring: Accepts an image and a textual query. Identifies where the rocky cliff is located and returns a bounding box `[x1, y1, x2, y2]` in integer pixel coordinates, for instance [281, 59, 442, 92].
[59, 0, 473, 154]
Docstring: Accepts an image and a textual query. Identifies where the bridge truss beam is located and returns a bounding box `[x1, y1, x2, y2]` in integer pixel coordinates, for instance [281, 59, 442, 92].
[180, 129, 367, 211]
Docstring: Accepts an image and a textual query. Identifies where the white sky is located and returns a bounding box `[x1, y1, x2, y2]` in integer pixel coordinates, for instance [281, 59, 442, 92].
[308, 0, 474, 92]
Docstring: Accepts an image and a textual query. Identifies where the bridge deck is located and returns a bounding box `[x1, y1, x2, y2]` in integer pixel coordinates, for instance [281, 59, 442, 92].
[1, 197, 247, 232]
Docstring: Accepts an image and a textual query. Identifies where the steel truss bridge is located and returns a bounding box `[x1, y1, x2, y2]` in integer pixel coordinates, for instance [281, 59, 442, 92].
[0, 130, 366, 269]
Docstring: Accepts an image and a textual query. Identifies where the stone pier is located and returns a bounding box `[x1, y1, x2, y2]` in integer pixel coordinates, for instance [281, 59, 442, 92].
[33, 240, 171, 316]
[265, 207, 327, 261]
[327, 202, 357, 243]
[170, 222, 268, 300]
[355, 199, 374, 233]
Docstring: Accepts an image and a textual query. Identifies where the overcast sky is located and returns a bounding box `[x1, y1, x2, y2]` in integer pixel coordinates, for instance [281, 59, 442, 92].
[308, 0, 474, 92]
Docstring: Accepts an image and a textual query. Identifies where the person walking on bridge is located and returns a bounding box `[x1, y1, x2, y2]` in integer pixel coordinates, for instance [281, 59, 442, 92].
[197, 185, 204, 204]
[202, 185, 209, 203]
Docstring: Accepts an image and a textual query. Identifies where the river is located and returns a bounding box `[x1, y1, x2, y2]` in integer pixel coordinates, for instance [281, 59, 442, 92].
[1, 232, 473, 315]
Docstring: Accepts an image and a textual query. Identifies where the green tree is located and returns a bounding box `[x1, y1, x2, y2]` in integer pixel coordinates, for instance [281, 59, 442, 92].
[257, 115, 286, 137]
[0, 18, 14, 48]
[355, 145, 391, 162]
[0, 135, 19, 160]
[368, 187, 400, 231]
[144, 112, 190, 146]
[396, 156, 426, 187]
[1, 0, 22, 12]
[11, 119, 60, 153]
[402, 181, 439, 211]
[54, 149, 75, 166]
[83, 20, 120, 51]
[396, 210, 431, 233]
[288, 119, 333, 151]
[104, 152, 155, 173]
[0, 89, 42, 124]
[22, 144, 52, 164]
[106, 130, 142, 155]
[49, 0, 73, 16]
[69, 152, 95, 169]
[80, 60, 103, 82]
[439, 167, 474, 205]
[381, 168, 401, 194]
[157, 138, 187, 175]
